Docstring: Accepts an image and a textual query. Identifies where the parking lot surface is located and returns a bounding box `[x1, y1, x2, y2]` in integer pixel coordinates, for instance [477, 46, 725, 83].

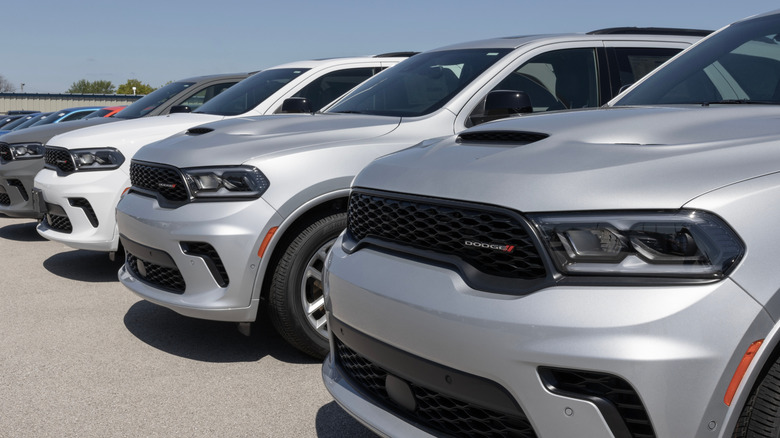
[0, 216, 374, 437]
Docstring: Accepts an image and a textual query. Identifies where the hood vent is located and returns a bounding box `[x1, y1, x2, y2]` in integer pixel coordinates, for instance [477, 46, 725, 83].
[186, 127, 214, 136]
[458, 131, 548, 144]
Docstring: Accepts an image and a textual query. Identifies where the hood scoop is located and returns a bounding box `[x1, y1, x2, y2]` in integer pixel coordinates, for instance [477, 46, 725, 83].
[458, 130, 548, 145]
[186, 127, 214, 136]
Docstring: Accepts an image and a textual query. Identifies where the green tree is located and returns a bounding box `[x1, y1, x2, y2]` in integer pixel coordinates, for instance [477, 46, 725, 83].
[67, 79, 115, 94]
[0, 75, 15, 92]
[117, 79, 156, 95]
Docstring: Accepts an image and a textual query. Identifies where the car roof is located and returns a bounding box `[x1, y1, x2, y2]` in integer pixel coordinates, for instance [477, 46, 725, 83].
[432, 28, 711, 51]
[260, 53, 415, 70]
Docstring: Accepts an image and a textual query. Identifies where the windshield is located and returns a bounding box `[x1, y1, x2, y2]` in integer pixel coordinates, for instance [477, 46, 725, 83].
[194, 68, 309, 116]
[326, 49, 512, 117]
[113, 81, 196, 119]
[616, 13, 780, 106]
[0, 114, 37, 130]
[12, 113, 49, 130]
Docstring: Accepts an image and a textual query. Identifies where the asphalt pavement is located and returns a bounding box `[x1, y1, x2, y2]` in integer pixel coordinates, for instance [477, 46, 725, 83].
[0, 216, 376, 437]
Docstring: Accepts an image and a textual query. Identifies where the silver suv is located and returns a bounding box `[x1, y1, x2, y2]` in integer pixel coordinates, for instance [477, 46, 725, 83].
[323, 10, 780, 438]
[116, 29, 705, 359]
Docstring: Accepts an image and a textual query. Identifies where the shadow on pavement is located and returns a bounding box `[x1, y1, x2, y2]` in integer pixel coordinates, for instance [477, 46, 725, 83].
[316, 401, 377, 437]
[43, 249, 123, 282]
[0, 219, 47, 242]
[124, 300, 320, 364]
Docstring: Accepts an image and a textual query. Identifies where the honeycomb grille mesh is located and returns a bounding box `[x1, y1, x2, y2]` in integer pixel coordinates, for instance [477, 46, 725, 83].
[0, 144, 12, 162]
[45, 147, 75, 173]
[347, 191, 545, 279]
[335, 338, 537, 437]
[126, 253, 186, 293]
[0, 193, 9, 206]
[45, 213, 72, 233]
[130, 161, 189, 202]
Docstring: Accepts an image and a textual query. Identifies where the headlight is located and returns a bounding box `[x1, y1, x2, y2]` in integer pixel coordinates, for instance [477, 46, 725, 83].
[72, 148, 125, 171]
[528, 210, 744, 279]
[182, 166, 269, 200]
[9, 143, 44, 159]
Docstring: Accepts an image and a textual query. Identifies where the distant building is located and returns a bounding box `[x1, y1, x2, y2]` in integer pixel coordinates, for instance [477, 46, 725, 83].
[0, 93, 142, 114]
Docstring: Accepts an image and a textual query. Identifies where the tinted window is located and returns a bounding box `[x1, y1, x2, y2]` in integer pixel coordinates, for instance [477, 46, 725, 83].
[613, 47, 680, 91]
[113, 81, 196, 119]
[194, 69, 310, 116]
[0, 115, 37, 130]
[616, 14, 780, 105]
[178, 82, 236, 111]
[327, 49, 513, 117]
[276, 67, 383, 113]
[11, 113, 49, 130]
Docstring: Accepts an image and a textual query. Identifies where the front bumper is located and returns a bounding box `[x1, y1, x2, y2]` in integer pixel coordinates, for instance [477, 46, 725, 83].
[324, 236, 772, 437]
[0, 158, 44, 218]
[116, 192, 282, 322]
[34, 167, 127, 251]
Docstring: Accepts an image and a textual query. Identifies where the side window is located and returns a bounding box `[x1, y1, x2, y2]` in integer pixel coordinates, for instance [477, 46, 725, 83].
[612, 48, 680, 92]
[469, 48, 598, 126]
[275, 67, 382, 113]
[60, 112, 90, 122]
[179, 82, 236, 111]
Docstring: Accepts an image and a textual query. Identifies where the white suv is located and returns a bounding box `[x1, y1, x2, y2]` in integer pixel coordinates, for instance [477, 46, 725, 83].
[32, 54, 409, 254]
[114, 29, 705, 358]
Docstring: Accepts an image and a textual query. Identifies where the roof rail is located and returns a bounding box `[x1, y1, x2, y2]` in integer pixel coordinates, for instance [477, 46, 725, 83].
[588, 27, 712, 37]
[375, 52, 419, 58]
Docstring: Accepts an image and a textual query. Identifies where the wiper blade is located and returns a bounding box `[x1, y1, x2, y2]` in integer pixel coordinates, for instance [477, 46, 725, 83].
[330, 110, 364, 114]
[701, 100, 780, 106]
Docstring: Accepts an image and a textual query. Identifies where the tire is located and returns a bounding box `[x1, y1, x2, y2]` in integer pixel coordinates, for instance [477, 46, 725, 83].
[734, 359, 780, 437]
[268, 212, 346, 359]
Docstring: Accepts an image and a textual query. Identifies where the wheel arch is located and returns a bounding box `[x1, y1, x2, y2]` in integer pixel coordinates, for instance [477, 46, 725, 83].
[724, 314, 780, 435]
[253, 189, 350, 306]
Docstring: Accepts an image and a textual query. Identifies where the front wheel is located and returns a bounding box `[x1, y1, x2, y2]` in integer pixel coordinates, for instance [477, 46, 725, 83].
[733, 358, 780, 437]
[268, 212, 346, 359]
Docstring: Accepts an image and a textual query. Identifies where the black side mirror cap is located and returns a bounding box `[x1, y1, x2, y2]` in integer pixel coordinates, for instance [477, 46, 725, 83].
[169, 105, 192, 114]
[279, 97, 313, 114]
[470, 90, 533, 126]
[485, 90, 533, 115]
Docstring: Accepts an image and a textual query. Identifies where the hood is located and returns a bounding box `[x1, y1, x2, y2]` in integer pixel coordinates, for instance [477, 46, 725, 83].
[46, 112, 224, 150]
[353, 106, 780, 212]
[0, 117, 116, 145]
[133, 113, 402, 167]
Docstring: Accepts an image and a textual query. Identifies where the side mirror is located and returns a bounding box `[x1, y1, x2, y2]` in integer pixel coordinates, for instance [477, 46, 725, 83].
[279, 97, 313, 114]
[169, 105, 192, 114]
[485, 90, 532, 115]
[470, 90, 532, 126]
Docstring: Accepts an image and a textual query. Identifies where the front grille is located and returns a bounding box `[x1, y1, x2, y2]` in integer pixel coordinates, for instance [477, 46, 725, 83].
[126, 253, 186, 293]
[335, 337, 536, 437]
[181, 242, 229, 287]
[0, 193, 9, 206]
[347, 191, 545, 280]
[45, 213, 72, 233]
[69, 198, 98, 228]
[539, 367, 655, 438]
[130, 161, 189, 202]
[8, 179, 28, 201]
[45, 147, 76, 173]
[0, 144, 12, 162]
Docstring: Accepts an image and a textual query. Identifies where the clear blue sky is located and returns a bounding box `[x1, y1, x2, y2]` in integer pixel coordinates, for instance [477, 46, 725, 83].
[5, 1, 778, 93]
